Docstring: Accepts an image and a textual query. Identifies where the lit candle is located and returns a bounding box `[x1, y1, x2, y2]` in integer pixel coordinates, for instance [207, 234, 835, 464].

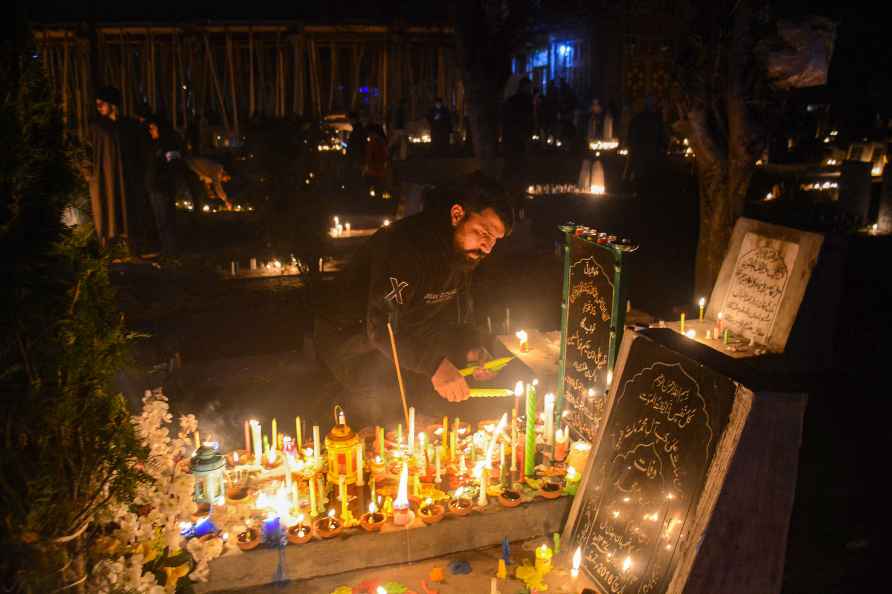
[313, 425, 321, 462]
[376, 426, 384, 456]
[442, 416, 449, 454]
[571, 546, 581, 579]
[525, 381, 537, 478]
[698, 297, 706, 321]
[680, 312, 685, 334]
[510, 411, 518, 472]
[244, 420, 251, 453]
[418, 432, 427, 470]
[535, 544, 553, 574]
[193, 430, 200, 450]
[450, 424, 457, 463]
[516, 329, 529, 352]
[435, 447, 442, 483]
[544, 393, 555, 446]
[408, 407, 415, 453]
[397, 423, 403, 445]
[356, 443, 364, 486]
[724, 329, 730, 345]
[309, 474, 318, 516]
[554, 427, 570, 461]
[339, 475, 348, 520]
[295, 416, 302, 450]
[370, 477, 376, 504]
[271, 418, 277, 453]
[718, 311, 725, 332]
[292, 482, 299, 511]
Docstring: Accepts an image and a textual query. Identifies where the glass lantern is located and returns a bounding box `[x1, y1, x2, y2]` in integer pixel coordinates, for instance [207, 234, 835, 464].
[191, 444, 226, 505]
[325, 405, 361, 485]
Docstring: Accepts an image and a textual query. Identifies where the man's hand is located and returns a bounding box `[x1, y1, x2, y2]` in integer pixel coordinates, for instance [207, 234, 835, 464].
[467, 347, 496, 381]
[432, 358, 470, 402]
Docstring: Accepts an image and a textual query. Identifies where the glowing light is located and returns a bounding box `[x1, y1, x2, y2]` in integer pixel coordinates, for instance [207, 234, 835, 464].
[589, 184, 606, 195]
[515, 381, 524, 397]
[588, 140, 619, 151]
[369, 501, 377, 514]
[383, 219, 390, 227]
[571, 547, 582, 578]
[202, 204, 210, 212]
[685, 329, 696, 339]
[622, 557, 632, 573]
[394, 463, 409, 508]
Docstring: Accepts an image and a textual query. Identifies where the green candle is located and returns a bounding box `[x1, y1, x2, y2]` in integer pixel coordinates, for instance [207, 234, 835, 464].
[524, 382, 537, 478]
[723, 329, 729, 345]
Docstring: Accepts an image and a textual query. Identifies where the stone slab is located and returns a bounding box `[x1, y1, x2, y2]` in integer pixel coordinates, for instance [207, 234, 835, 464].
[197, 496, 571, 593]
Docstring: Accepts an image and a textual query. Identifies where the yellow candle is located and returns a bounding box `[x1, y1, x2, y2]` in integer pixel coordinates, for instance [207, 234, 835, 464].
[295, 416, 302, 450]
[313, 425, 321, 461]
[271, 418, 277, 451]
[442, 416, 449, 455]
[356, 444, 365, 486]
[339, 475, 348, 520]
[309, 475, 317, 516]
[680, 312, 686, 334]
[698, 297, 706, 321]
[193, 430, 200, 449]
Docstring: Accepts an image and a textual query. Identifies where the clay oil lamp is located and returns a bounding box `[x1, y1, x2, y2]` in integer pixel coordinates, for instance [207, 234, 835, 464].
[226, 483, 251, 504]
[236, 521, 261, 551]
[418, 497, 445, 525]
[314, 509, 343, 539]
[498, 487, 523, 508]
[360, 501, 386, 532]
[540, 476, 564, 499]
[286, 514, 313, 544]
[446, 487, 473, 517]
[261, 448, 283, 471]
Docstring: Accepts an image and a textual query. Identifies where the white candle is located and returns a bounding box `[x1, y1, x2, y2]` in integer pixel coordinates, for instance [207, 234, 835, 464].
[408, 407, 415, 453]
[356, 444, 364, 486]
[477, 468, 488, 507]
[313, 425, 321, 462]
[499, 442, 505, 476]
[490, 577, 498, 594]
[544, 393, 555, 446]
[250, 420, 262, 465]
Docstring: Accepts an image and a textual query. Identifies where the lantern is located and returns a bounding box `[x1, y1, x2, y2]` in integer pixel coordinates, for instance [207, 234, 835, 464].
[191, 445, 226, 505]
[325, 405, 361, 485]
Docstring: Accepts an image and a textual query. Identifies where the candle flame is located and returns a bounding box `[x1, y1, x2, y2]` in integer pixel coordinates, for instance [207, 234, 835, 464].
[698, 297, 705, 307]
[622, 556, 632, 573]
[327, 509, 335, 519]
[606, 370, 613, 387]
[514, 381, 524, 397]
[454, 487, 464, 499]
[369, 501, 377, 514]
[233, 451, 239, 463]
[377, 587, 387, 594]
[394, 462, 410, 508]
[685, 329, 696, 339]
[567, 466, 578, 479]
[516, 329, 528, 342]
[572, 546, 582, 571]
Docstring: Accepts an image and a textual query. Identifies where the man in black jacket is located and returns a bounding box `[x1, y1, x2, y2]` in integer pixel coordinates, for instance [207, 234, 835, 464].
[314, 172, 513, 425]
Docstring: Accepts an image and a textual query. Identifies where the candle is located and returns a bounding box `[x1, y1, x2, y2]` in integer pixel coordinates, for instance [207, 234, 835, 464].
[510, 411, 518, 472]
[339, 475, 348, 520]
[418, 432, 426, 469]
[193, 430, 200, 450]
[442, 416, 449, 450]
[544, 393, 555, 446]
[524, 381, 537, 478]
[251, 420, 262, 464]
[487, 316, 493, 334]
[514, 381, 523, 421]
[243, 420, 250, 453]
[490, 577, 498, 594]
[292, 482, 299, 512]
[724, 329, 730, 345]
[718, 311, 725, 331]
[370, 478, 376, 505]
[295, 416, 302, 450]
[356, 443, 364, 486]
[376, 426, 384, 456]
[505, 307, 510, 333]
[698, 297, 706, 321]
[499, 442, 506, 487]
[271, 418, 277, 452]
[477, 467, 488, 507]
[554, 427, 570, 461]
[571, 546, 582, 579]
[397, 423, 403, 445]
[309, 476, 317, 517]
[450, 425, 457, 463]
[408, 407, 415, 452]
[535, 544, 553, 574]
[680, 312, 685, 334]
[516, 329, 529, 352]
[313, 425, 321, 462]
[435, 447, 442, 483]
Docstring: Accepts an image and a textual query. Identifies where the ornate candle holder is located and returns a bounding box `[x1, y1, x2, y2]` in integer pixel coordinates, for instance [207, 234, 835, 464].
[313, 510, 343, 538]
[418, 498, 445, 525]
[236, 526, 261, 551]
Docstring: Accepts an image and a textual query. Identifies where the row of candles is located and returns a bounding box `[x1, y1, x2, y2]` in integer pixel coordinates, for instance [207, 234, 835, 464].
[673, 298, 756, 348]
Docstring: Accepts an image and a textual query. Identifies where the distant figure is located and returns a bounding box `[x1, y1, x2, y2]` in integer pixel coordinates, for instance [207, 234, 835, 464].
[347, 112, 367, 187]
[503, 78, 534, 158]
[627, 97, 666, 184]
[587, 98, 604, 141]
[83, 86, 130, 247]
[145, 116, 185, 256]
[363, 124, 389, 193]
[185, 156, 232, 210]
[427, 97, 452, 156]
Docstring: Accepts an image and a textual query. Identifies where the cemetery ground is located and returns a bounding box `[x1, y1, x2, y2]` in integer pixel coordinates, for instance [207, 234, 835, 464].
[112, 158, 882, 593]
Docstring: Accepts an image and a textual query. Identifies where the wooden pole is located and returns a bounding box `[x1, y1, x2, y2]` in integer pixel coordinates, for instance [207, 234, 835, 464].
[294, 33, 305, 117]
[386, 322, 411, 430]
[203, 35, 231, 132]
[248, 28, 255, 118]
[226, 31, 239, 136]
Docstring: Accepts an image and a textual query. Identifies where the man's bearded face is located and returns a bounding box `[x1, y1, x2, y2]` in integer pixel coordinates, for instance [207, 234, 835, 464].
[451, 207, 507, 269]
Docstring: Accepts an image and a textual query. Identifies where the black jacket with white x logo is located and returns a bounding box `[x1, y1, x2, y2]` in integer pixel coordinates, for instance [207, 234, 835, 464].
[319, 211, 479, 376]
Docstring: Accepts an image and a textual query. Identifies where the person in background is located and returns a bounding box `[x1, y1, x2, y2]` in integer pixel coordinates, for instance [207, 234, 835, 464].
[587, 98, 604, 141]
[501, 77, 534, 191]
[363, 124, 389, 194]
[83, 86, 128, 247]
[347, 112, 367, 189]
[184, 156, 233, 210]
[145, 115, 184, 256]
[626, 96, 667, 186]
[427, 97, 452, 156]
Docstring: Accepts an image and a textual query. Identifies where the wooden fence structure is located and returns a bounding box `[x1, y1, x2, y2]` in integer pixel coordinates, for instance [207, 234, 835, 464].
[33, 22, 462, 140]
